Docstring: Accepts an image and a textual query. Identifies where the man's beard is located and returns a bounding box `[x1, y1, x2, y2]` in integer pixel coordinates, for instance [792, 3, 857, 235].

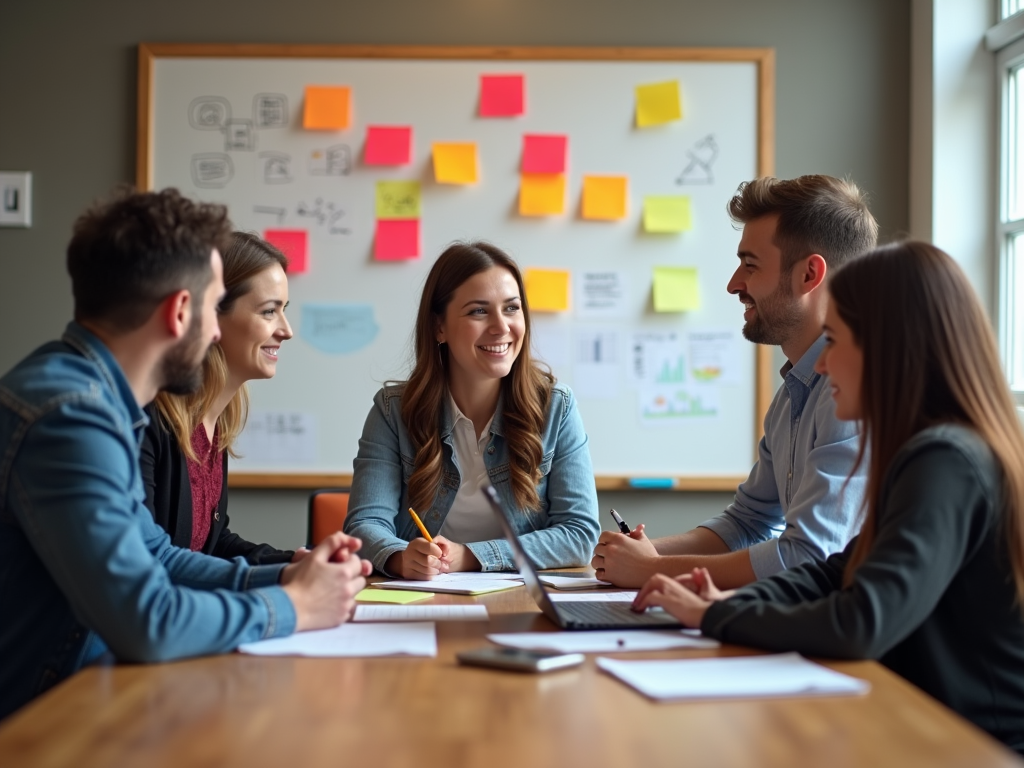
[160, 312, 208, 395]
[741, 274, 803, 346]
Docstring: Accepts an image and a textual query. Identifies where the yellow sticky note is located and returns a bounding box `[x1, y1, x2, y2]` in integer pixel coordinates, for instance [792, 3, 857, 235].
[355, 589, 434, 604]
[582, 175, 628, 220]
[644, 195, 692, 233]
[375, 181, 421, 219]
[525, 268, 570, 312]
[652, 267, 700, 312]
[303, 86, 351, 130]
[432, 142, 479, 184]
[635, 80, 682, 127]
[519, 173, 566, 216]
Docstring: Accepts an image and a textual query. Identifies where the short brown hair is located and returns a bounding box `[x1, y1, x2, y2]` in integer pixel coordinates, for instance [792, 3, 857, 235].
[727, 175, 878, 272]
[67, 187, 233, 330]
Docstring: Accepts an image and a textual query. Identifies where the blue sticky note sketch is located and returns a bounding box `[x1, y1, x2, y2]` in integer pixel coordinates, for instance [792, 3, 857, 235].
[300, 303, 379, 355]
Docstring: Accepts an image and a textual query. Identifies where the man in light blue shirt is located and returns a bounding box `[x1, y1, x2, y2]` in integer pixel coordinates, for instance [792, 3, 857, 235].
[592, 175, 878, 588]
[0, 189, 370, 720]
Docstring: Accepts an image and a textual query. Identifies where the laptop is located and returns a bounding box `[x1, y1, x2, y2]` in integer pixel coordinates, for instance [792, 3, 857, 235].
[481, 485, 683, 630]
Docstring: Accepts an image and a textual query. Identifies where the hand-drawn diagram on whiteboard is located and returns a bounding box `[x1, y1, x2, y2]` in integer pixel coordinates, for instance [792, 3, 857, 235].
[676, 134, 718, 185]
[253, 93, 289, 128]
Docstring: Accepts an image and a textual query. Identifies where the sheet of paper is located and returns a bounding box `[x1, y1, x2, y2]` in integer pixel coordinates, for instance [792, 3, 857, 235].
[488, 630, 719, 653]
[597, 653, 870, 701]
[263, 229, 309, 274]
[582, 175, 628, 220]
[353, 605, 488, 622]
[643, 195, 692, 233]
[432, 142, 479, 184]
[525, 268, 570, 312]
[479, 74, 525, 116]
[374, 219, 420, 261]
[530, 322, 571, 374]
[355, 589, 433, 604]
[537, 575, 613, 590]
[652, 266, 700, 312]
[571, 329, 620, 400]
[548, 591, 637, 602]
[635, 80, 682, 127]
[425, 572, 524, 581]
[239, 622, 436, 658]
[522, 134, 567, 173]
[375, 579, 522, 595]
[364, 125, 412, 165]
[639, 384, 720, 424]
[303, 85, 351, 130]
[689, 330, 740, 384]
[300, 303, 379, 355]
[375, 180, 421, 219]
[576, 270, 629, 318]
[519, 173, 566, 216]
[233, 411, 317, 466]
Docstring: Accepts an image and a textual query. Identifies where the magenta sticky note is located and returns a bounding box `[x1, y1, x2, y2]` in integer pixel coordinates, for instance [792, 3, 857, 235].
[479, 74, 524, 117]
[365, 125, 412, 165]
[263, 229, 309, 274]
[522, 134, 567, 174]
[374, 219, 420, 261]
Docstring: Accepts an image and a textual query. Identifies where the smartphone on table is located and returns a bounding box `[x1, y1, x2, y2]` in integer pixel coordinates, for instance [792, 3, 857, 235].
[456, 647, 585, 673]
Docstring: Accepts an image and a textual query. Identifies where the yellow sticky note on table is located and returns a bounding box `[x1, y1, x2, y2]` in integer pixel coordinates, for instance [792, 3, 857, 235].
[582, 175, 628, 220]
[519, 173, 566, 216]
[652, 266, 700, 312]
[376, 181, 421, 219]
[355, 589, 433, 604]
[525, 268, 570, 312]
[644, 195, 692, 233]
[303, 86, 351, 130]
[635, 80, 682, 127]
[432, 142, 479, 184]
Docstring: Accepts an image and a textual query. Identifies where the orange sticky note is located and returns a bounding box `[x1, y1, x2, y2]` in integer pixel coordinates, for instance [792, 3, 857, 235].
[525, 268, 570, 312]
[375, 219, 420, 261]
[519, 173, 566, 216]
[263, 229, 309, 274]
[582, 176, 628, 220]
[303, 86, 351, 130]
[432, 142, 478, 184]
[635, 80, 682, 127]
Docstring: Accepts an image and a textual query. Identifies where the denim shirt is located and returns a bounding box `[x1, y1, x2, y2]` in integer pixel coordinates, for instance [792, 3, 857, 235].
[345, 382, 600, 574]
[699, 335, 866, 579]
[0, 323, 295, 719]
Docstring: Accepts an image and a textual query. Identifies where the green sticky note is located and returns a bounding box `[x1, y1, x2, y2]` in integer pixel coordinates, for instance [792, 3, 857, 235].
[644, 195, 692, 233]
[375, 180, 421, 219]
[355, 588, 434, 604]
[652, 266, 700, 312]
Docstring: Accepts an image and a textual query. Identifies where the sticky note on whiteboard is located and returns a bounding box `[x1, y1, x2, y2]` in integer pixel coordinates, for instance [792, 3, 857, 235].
[582, 176, 628, 221]
[522, 134, 567, 174]
[519, 173, 566, 216]
[374, 219, 420, 261]
[263, 229, 309, 274]
[635, 80, 682, 127]
[652, 267, 700, 312]
[432, 143, 479, 184]
[479, 74, 525, 116]
[375, 181, 421, 219]
[303, 86, 351, 130]
[365, 125, 412, 165]
[643, 196, 692, 233]
[525, 268, 570, 312]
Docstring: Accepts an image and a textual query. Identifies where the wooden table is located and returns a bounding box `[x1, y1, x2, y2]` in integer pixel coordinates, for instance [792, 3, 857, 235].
[0, 581, 1021, 768]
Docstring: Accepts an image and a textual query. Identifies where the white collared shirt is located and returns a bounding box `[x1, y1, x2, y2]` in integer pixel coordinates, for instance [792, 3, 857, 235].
[438, 396, 504, 543]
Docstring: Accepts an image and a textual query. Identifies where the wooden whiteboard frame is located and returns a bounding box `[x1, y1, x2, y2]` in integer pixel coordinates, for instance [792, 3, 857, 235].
[137, 43, 775, 492]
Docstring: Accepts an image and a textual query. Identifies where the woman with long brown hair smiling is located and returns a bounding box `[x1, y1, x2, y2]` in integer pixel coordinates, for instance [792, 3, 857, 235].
[632, 241, 1024, 753]
[345, 241, 600, 578]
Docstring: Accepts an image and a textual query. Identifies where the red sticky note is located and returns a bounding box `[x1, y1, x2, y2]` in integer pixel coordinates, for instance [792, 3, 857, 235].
[522, 134, 567, 174]
[263, 229, 309, 274]
[480, 74, 524, 117]
[365, 125, 412, 165]
[374, 219, 420, 261]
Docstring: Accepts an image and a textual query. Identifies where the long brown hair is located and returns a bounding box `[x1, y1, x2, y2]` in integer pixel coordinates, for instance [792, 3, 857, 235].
[154, 231, 289, 459]
[402, 241, 554, 513]
[831, 241, 1024, 603]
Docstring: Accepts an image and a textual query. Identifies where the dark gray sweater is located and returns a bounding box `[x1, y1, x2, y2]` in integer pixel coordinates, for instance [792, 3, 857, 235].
[702, 424, 1024, 754]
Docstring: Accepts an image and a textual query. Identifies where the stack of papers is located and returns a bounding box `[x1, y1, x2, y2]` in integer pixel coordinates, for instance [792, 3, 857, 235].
[597, 652, 870, 701]
[375, 572, 523, 595]
[487, 630, 719, 653]
[238, 622, 437, 657]
[353, 604, 488, 622]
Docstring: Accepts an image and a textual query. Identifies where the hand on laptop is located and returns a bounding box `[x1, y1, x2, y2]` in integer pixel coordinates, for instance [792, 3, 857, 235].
[631, 572, 716, 628]
[591, 524, 660, 587]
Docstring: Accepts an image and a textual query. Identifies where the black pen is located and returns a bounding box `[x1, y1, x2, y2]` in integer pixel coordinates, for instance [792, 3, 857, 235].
[609, 509, 631, 534]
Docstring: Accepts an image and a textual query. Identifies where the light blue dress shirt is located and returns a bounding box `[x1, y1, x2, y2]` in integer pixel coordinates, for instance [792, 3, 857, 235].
[698, 335, 866, 579]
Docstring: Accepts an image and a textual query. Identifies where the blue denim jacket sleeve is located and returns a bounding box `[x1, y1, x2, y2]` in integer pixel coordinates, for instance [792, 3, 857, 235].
[12, 397, 295, 662]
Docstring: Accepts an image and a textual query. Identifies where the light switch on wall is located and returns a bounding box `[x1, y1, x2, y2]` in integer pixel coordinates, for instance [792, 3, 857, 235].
[0, 172, 32, 227]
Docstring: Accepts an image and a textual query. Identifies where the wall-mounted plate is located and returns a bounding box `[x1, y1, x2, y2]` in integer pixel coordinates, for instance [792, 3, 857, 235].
[0, 172, 32, 227]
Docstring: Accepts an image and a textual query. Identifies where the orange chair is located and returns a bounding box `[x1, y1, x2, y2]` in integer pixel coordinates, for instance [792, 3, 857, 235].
[307, 488, 350, 547]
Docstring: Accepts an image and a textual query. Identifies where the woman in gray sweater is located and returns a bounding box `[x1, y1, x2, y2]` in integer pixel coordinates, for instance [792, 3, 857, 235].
[632, 241, 1024, 754]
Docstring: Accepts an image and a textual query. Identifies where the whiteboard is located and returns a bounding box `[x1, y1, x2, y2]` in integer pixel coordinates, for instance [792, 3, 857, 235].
[140, 45, 774, 489]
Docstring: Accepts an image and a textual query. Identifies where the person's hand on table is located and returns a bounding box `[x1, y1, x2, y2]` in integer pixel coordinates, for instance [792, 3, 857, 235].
[591, 523, 660, 587]
[280, 531, 371, 631]
[675, 566, 736, 601]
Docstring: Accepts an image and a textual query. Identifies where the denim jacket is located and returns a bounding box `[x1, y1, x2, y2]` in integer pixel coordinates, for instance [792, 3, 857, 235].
[345, 382, 600, 574]
[0, 323, 295, 719]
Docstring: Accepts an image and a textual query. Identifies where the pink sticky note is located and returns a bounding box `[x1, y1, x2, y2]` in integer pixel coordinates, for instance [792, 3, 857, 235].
[263, 229, 309, 274]
[480, 74, 524, 117]
[365, 125, 412, 165]
[374, 219, 420, 261]
[522, 134, 567, 174]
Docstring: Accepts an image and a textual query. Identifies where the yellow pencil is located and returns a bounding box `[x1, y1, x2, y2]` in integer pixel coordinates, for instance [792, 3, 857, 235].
[408, 507, 433, 542]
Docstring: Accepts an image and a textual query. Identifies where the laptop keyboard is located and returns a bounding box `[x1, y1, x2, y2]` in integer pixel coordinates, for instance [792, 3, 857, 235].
[557, 601, 682, 628]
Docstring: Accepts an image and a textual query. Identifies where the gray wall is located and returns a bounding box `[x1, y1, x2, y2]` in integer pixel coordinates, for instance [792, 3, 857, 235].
[0, 0, 909, 547]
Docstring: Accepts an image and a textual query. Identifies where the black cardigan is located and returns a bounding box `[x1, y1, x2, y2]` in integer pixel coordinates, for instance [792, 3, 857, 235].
[140, 404, 294, 565]
[702, 424, 1024, 754]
